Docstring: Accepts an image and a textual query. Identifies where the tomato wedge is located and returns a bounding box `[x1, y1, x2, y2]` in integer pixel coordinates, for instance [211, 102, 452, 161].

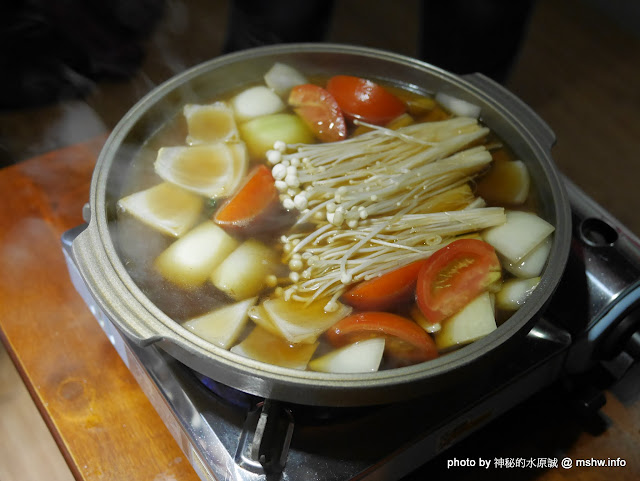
[213, 164, 279, 230]
[326, 75, 406, 125]
[327, 312, 438, 363]
[341, 260, 427, 311]
[288, 84, 347, 142]
[416, 239, 501, 325]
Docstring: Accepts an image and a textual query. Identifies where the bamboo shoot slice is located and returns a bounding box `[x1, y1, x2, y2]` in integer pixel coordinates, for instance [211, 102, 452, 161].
[183, 297, 257, 349]
[117, 182, 203, 237]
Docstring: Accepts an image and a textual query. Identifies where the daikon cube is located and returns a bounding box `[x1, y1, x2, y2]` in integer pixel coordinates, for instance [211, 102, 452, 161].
[211, 240, 278, 300]
[435, 292, 497, 351]
[155, 221, 239, 288]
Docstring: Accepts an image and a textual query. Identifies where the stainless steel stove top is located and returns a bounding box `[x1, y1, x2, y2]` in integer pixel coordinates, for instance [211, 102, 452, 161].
[62, 178, 640, 481]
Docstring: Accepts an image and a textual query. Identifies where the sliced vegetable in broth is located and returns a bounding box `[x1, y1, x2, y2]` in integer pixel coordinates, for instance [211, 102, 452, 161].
[116, 63, 555, 373]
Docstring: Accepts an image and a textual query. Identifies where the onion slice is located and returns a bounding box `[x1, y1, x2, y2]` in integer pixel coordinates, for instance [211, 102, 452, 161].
[261, 297, 352, 344]
[154, 142, 248, 198]
[230, 326, 318, 370]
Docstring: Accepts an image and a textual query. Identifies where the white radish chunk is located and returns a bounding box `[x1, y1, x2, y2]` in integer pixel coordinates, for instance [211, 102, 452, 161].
[231, 86, 286, 121]
[230, 326, 318, 370]
[503, 236, 552, 278]
[495, 277, 541, 311]
[476, 160, 530, 205]
[482, 210, 555, 262]
[308, 338, 385, 373]
[264, 62, 308, 97]
[410, 304, 441, 334]
[154, 142, 248, 198]
[435, 92, 481, 118]
[183, 297, 257, 349]
[117, 182, 203, 237]
[184, 102, 238, 145]
[211, 240, 279, 300]
[154, 221, 239, 288]
[435, 292, 497, 351]
[261, 297, 352, 344]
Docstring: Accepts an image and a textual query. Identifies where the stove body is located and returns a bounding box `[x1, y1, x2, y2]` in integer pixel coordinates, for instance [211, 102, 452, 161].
[62, 179, 640, 481]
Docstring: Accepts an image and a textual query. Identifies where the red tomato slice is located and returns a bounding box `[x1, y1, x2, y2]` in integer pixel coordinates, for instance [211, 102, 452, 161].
[326, 75, 406, 125]
[288, 84, 347, 142]
[214, 164, 279, 230]
[341, 260, 427, 311]
[327, 312, 438, 363]
[416, 239, 501, 325]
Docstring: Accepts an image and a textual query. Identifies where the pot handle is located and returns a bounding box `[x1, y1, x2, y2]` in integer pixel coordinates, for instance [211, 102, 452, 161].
[71, 224, 166, 347]
[462, 73, 556, 152]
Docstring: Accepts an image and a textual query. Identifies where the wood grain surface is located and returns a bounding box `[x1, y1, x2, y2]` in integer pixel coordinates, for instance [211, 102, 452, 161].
[0, 137, 638, 480]
[0, 137, 199, 481]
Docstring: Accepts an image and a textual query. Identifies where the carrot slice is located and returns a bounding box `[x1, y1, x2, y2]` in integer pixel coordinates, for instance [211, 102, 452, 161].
[213, 165, 279, 231]
[341, 260, 427, 311]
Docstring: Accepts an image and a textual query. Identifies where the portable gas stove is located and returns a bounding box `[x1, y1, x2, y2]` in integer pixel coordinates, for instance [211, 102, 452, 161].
[62, 177, 640, 481]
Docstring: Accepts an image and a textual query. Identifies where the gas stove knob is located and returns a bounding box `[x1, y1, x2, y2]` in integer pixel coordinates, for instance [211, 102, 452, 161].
[598, 301, 640, 361]
[579, 217, 618, 247]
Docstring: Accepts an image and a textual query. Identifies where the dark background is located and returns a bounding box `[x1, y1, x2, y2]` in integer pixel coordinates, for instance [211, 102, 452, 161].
[0, 0, 638, 237]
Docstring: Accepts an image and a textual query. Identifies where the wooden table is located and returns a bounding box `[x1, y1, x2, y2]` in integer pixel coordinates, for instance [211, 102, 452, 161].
[0, 138, 638, 480]
[0, 137, 200, 481]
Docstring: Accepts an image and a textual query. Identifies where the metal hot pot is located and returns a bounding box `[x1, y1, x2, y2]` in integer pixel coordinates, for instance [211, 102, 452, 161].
[72, 44, 571, 407]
